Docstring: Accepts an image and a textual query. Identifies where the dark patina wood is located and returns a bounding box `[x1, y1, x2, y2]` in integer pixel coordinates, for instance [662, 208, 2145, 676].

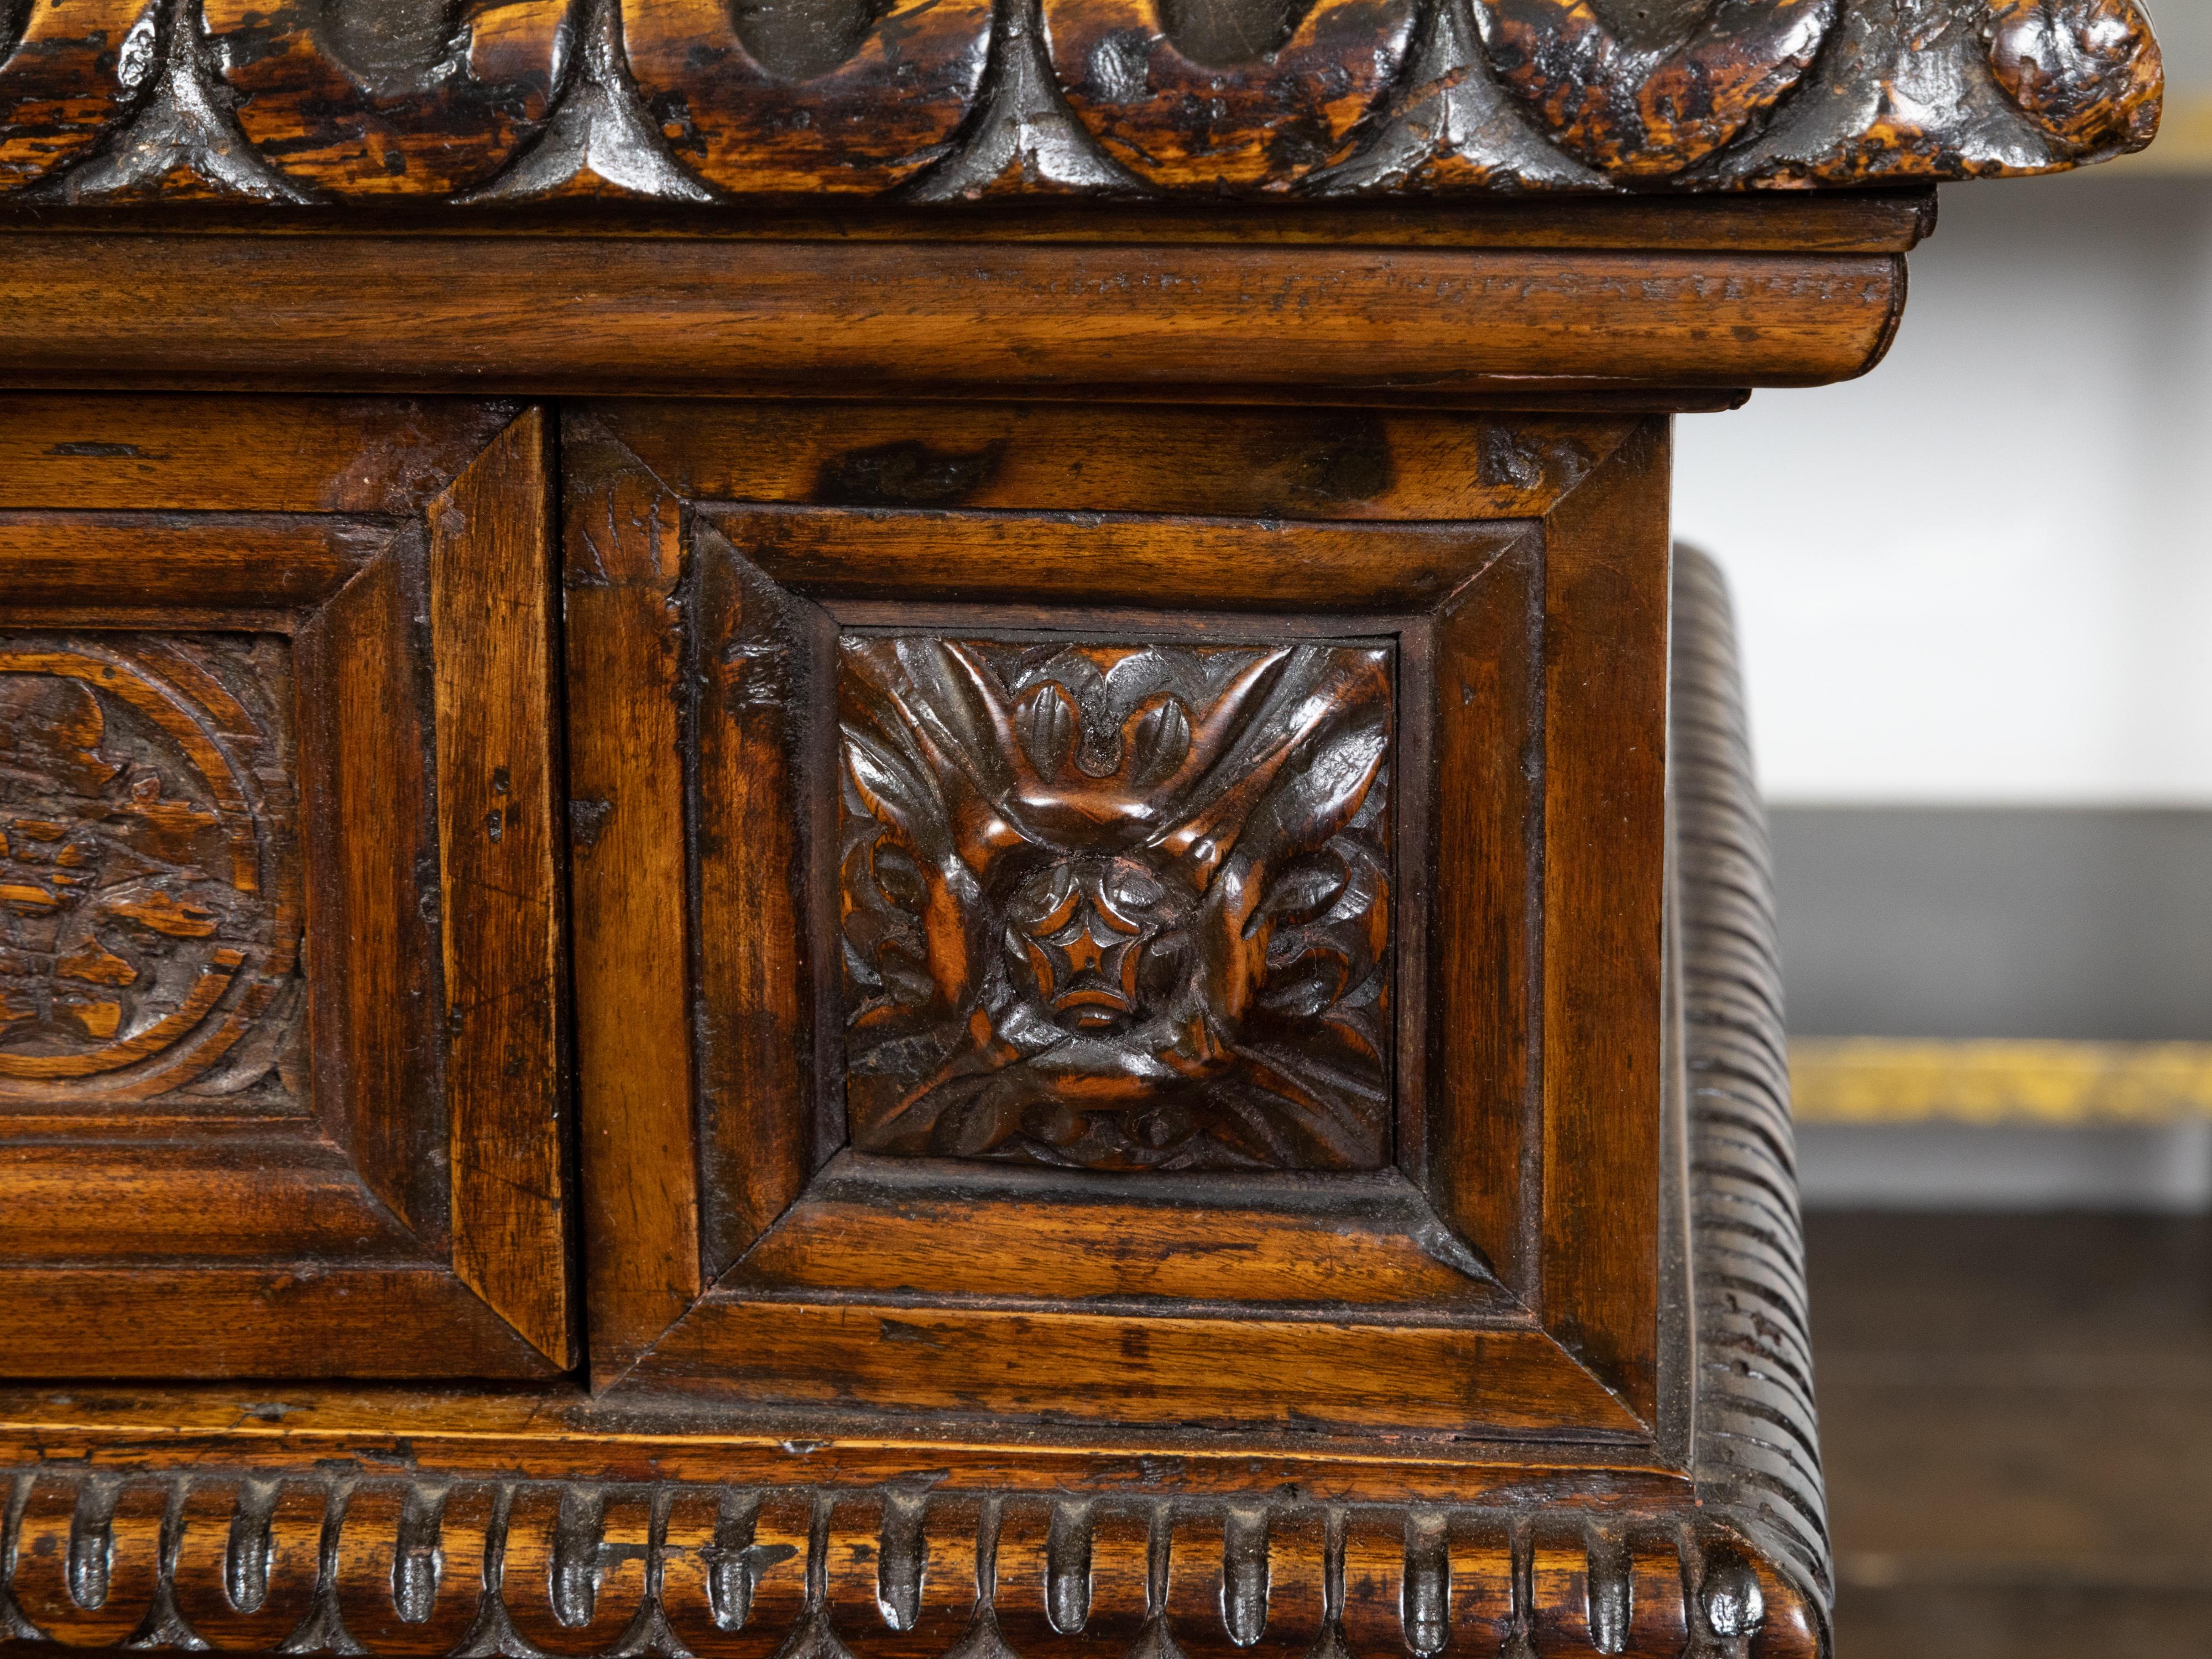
[0, 5, 2164, 1657]
[0, 545, 1820, 1656]
[0, 220, 1913, 403]
[557, 405, 1670, 1430]
[0, 396, 572, 1378]
[0, 0, 2162, 202]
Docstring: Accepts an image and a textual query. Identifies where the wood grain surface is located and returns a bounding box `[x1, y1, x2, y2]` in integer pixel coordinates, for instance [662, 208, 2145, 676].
[0, 0, 2162, 202]
[1671, 546, 1832, 1647]
[0, 232, 1907, 401]
[558, 410, 1680, 1457]
[0, 397, 517, 514]
[0, 395, 572, 1378]
[0, 1470, 1823, 1658]
[1536, 424, 1671, 1426]
[429, 407, 573, 1368]
[0, 546, 1832, 1655]
[0, 1376, 1699, 1498]
[597, 401, 1638, 523]
[0, 391, 1837, 1652]
[560, 415, 706, 1384]
[723, 1160, 1514, 1310]
[0, 189, 1941, 248]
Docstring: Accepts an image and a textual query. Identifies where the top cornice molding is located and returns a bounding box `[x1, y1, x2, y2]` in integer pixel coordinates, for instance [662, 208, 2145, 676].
[0, 0, 2163, 208]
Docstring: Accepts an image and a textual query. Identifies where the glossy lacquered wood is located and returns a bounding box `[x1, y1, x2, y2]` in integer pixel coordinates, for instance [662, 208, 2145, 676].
[0, 123, 1857, 1639]
[0, 189, 1942, 248]
[0, 541, 1825, 1657]
[0, 1467, 1803, 1659]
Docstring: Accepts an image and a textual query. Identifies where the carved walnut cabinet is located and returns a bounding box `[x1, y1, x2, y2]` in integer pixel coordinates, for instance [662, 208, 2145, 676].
[0, 1, 2164, 1655]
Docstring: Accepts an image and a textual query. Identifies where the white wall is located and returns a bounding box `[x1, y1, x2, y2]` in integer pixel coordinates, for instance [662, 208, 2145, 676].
[1678, 170, 2212, 805]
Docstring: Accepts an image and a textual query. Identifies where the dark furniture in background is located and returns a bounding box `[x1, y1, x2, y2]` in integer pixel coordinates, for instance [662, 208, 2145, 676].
[0, 3, 2164, 1656]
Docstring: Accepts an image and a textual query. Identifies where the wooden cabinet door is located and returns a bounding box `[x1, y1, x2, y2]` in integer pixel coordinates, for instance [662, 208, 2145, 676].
[0, 397, 570, 1377]
[564, 401, 1670, 1437]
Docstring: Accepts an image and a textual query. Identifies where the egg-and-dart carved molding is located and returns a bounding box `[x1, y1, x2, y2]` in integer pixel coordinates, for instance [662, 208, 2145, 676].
[0, 1475, 1806, 1658]
[0, 0, 2162, 204]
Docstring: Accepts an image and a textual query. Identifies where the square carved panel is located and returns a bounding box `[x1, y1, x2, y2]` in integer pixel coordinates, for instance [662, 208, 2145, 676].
[0, 396, 571, 1379]
[566, 402, 1671, 1436]
[838, 634, 1394, 1171]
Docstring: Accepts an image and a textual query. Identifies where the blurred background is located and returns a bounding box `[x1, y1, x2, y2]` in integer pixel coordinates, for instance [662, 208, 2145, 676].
[1675, 6, 2212, 1651]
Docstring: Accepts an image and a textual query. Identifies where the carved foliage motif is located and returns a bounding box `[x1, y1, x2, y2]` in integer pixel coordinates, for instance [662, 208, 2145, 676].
[0, 0, 2162, 201]
[0, 633, 303, 1108]
[839, 635, 1392, 1170]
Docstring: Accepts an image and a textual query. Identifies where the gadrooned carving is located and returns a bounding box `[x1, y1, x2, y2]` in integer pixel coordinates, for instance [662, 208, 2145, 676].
[0, 0, 2164, 200]
[0, 1470, 1798, 1659]
[838, 635, 1394, 1171]
[1672, 547, 1832, 1611]
[0, 633, 303, 1108]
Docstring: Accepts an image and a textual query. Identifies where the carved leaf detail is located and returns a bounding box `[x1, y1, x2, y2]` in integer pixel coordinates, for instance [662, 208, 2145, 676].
[839, 634, 1393, 1171]
[0, 633, 304, 1108]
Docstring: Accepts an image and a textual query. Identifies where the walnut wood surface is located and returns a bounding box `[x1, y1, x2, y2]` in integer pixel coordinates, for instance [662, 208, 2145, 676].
[0, 395, 1830, 1650]
[1671, 547, 1830, 1625]
[0, 190, 1939, 248]
[560, 416, 705, 1384]
[723, 1160, 1515, 1308]
[0, 0, 2162, 204]
[0, 394, 572, 1376]
[0, 230, 1906, 403]
[1537, 424, 1670, 1424]
[561, 406, 1672, 1440]
[0, 627, 305, 1106]
[0, 398, 516, 514]
[428, 408, 573, 1366]
[601, 403, 1641, 521]
[0, 1470, 1813, 1658]
[0, 557, 1827, 1655]
[836, 633, 1397, 1172]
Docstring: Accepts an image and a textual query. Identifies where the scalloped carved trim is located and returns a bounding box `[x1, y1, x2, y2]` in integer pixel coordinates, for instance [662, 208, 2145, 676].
[0, 0, 2163, 201]
[28, 0, 316, 204]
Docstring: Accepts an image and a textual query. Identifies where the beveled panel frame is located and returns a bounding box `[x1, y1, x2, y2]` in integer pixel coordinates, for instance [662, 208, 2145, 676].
[0, 396, 572, 1376]
[566, 401, 1670, 1444]
[690, 505, 1506, 1205]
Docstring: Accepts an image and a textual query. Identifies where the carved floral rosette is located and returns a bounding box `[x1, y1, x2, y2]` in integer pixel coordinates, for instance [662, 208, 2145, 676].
[838, 635, 1394, 1171]
[0, 632, 303, 1110]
